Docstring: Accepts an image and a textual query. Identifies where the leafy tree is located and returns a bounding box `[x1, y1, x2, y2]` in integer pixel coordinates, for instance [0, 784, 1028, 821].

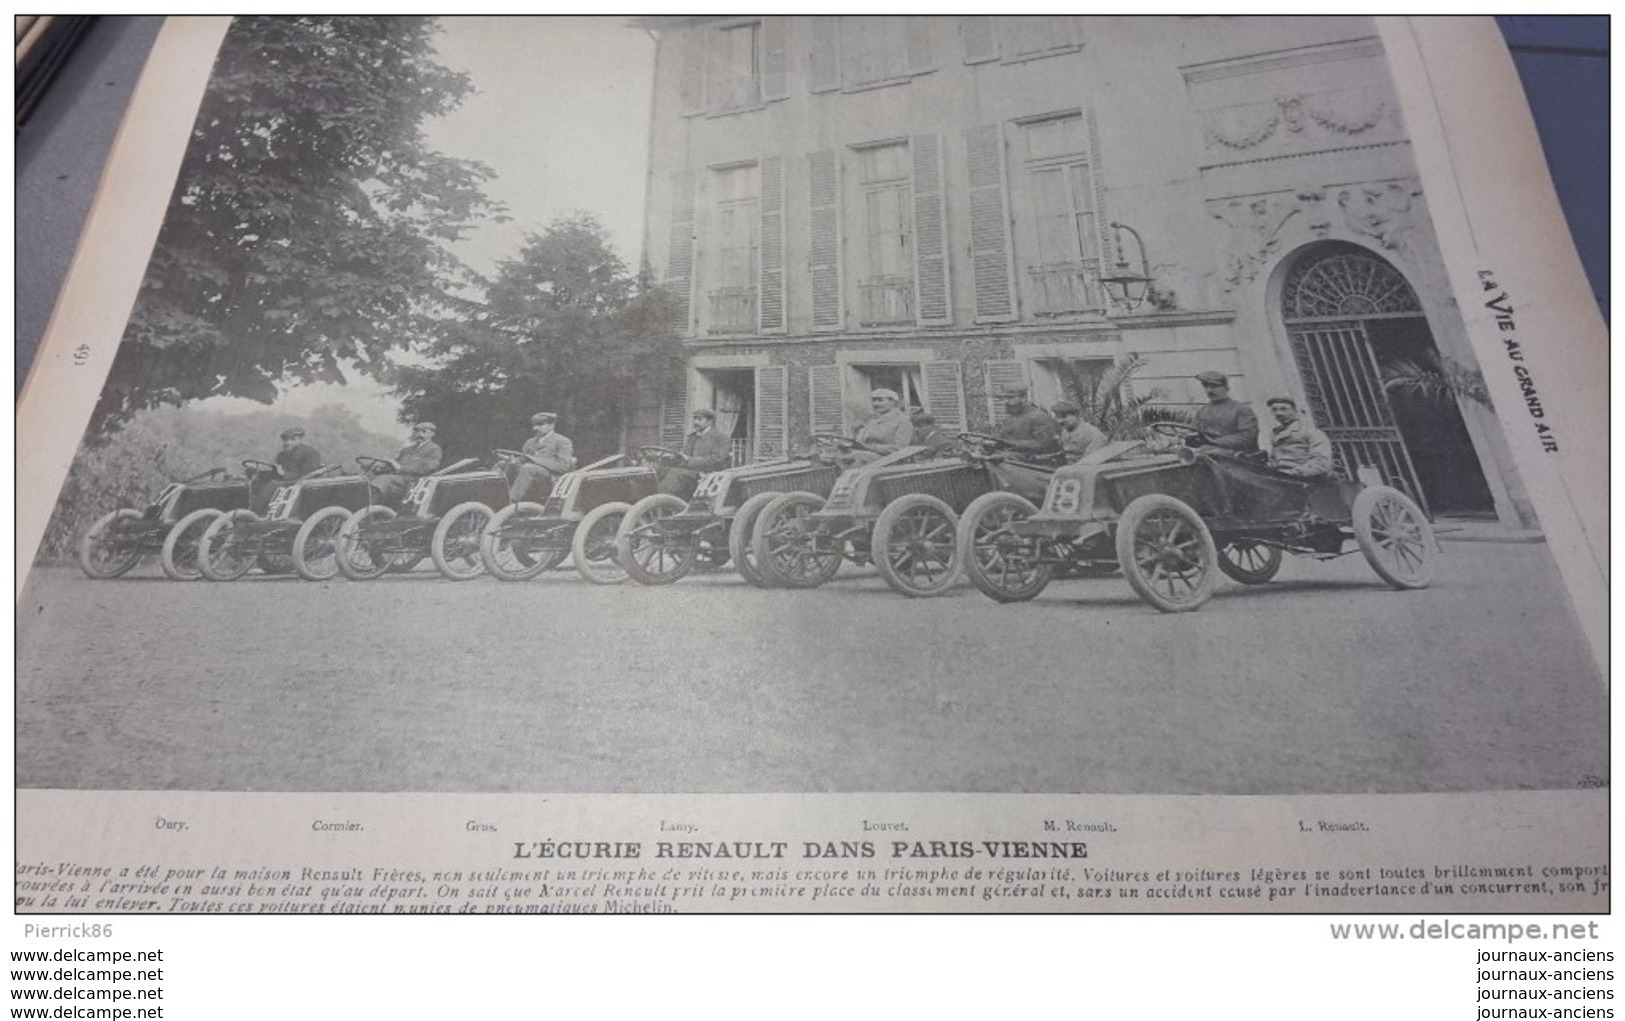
[95, 16, 503, 435]
[395, 214, 682, 462]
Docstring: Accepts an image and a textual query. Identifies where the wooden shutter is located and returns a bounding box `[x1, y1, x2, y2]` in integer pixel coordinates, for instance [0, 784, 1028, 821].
[922, 361, 967, 434]
[808, 150, 842, 332]
[759, 156, 786, 333]
[761, 17, 789, 101]
[904, 18, 933, 74]
[754, 365, 789, 459]
[661, 371, 690, 448]
[665, 170, 697, 334]
[984, 360, 1030, 426]
[809, 16, 840, 93]
[960, 16, 998, 63]
[679, 25, 707, 116]
[808, 364, 845, 436]
[966, 123, 1017, 322]
[910, 134, 950, 326]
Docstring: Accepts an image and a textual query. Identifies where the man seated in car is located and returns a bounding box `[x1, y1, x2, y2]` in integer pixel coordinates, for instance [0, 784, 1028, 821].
[506, 411, 575, 503]
[991, 385, 1061, 456]
[1051, 401, 1109, 462]
[254, 426, 323, 508]
[909, 409, 958, 455]
[844, 388, 914, 466]
[1189, 370, 1260, 453]
[657, 408, 734, 497]
[370, 421, 443, 505]
[1264, 396, 1334, 478]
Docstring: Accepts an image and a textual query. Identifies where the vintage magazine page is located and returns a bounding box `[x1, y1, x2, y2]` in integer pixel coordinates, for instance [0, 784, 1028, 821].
[14, 15, 1609, 924]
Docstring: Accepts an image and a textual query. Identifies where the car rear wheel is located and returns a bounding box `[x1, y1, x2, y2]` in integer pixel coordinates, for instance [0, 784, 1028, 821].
[752, 491, 842, 589]
[292, 506, 351, 581]
[160, 508, 221, 581]
[729, 491, 781, 588]
[1352, 485, 1436, 589]
[480, 502, 565, 581]
[1115, 493, 1218, 613]
[431, 502, 494, 581]
[959, 492, 1051, 603]
[1216, 539, 1283, 584]
[873, 494, 960, 598]
[617, 494, 695, 585]
[336, 506, 398, 581]
[198, 509, 261, 581]
[573, 502, 632, 584]
[79, 508, 146, 579]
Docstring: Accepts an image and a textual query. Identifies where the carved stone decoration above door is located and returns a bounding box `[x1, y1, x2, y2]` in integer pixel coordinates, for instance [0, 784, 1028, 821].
[1209, 179, 1424, 292]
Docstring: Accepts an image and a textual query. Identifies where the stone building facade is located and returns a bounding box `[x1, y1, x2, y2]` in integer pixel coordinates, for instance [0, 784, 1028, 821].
[632, 15, 1533, 528]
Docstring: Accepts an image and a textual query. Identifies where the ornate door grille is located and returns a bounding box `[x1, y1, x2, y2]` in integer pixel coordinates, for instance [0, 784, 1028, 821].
[1284, 247, 1429, 514]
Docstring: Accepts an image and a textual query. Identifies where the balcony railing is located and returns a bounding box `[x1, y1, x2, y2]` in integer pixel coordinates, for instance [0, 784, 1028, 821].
[857, 275, 914, 326]
[707, 287, 757, 334]
[1027, 261, 1106, 315]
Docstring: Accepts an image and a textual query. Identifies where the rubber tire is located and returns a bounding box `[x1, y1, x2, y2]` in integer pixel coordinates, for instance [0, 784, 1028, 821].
[480, 502, 566, 581]
[336, 506, 398, 581]
[751, 491, 843, 589]
[616, 494, 695, 586]
[958, 492, 1051, 604]
[1114, 493, 1218, 613]
[1216, 540, 1283, 585]
[873, 493, 961, 598]
[1352, 485, 1436, 590]
[292, 506, 351, 581]
[729, 491, 781, 589]
[78, 508, 145, 579]
[572, 502, 631, 585]
[160, 508, 221, 581]
[198, 509, 261, 582]
[431, 502, 494, 581]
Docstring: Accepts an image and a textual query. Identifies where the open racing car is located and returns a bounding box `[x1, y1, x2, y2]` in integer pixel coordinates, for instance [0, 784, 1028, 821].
[76, 463, 274, 581]
[749, 433, 1057, 597]
[967, 422, 1436, 611]
[197, 465, 374, 581]
[332, 456, 512, 581]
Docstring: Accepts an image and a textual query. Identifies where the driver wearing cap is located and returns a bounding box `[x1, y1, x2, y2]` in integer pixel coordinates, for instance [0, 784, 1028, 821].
[991, 385, 1061, 455]
[255, 426, 324, 508]
[371, 422, 444, 504]
[656, 408, 733, 497]
[1190, 371, 1260, 453]
[504, 412, 575, 503]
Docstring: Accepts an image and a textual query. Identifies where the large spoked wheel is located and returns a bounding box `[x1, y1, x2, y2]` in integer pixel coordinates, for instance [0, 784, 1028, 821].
[1217, 539, 1283, 585]
[616, 494, 696, 586]
[1352, 485, 1436, 590]
[958, 492, 1051, 603]
[873, 493, 960, 598]
[160, 508, 221, 581]
[573, 502, 632, 584]
[729, 491, 782, 588]
[78, 508, 146, 579]
[1115, 493, 1219, 613]
[752, 491, 843, 589]
[336, 506, 399, 581]
[198, 509, 262, 581]
[292, 506, 351, 581]
[480, 503, 566, 581]
[431, 502, 495, 581]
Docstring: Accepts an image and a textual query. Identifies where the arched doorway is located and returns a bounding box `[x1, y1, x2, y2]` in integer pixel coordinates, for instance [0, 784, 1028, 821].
[1280, 242, 1495, 517]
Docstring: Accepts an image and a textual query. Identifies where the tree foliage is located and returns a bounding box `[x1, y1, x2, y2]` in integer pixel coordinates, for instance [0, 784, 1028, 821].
[395, 214, 682, 462]
[97, 16, 502, 435]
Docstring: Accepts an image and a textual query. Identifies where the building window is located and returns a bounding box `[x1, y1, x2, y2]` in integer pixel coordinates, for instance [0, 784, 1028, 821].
[853, 142, 914, 326]
[844, 16, 908, 87]
[1001, 16, 1079, 62]
[709, 21, 761, 112]
[706, 163, 759, 334]
[1018, 114, 1105, 316]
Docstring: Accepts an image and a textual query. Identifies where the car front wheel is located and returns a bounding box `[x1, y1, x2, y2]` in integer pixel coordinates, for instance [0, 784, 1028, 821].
[1115, 493, 1218, 613]
[572, 502, 631, 585]
[79, 508, 146, 579]
[198, 509, 262, 582]
[958, 491, 1051, 603]
[1352, 485, 1436, 590]
[160, 508, 221, 581]
[873, 493, 960, 598]
[431, 502, 495, 581]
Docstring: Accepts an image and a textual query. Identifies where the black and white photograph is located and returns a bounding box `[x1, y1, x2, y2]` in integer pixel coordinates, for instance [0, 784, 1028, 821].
[15, 16, 1609, 917]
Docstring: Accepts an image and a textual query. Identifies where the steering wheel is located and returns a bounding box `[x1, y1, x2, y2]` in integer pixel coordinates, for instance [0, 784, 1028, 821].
[242, 459, 280, 475]
[354, 455, 396, 474]
[811, 432, 858, 451]
[636, 446, 686, 467]
[956, 432, 1011, 457]
[1148, 421, 1206, 441]
[492, 448, 540, 466]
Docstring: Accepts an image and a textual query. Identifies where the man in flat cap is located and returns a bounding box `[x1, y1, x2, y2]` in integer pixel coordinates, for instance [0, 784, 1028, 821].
[657, 408, 733, 497]
[991, 384, 1061, 456]
[1189, 371, 1259, 453]
[253, 426, 323, 508]
[848, 388, 914, 465]
[1051, 400, 1109, 462]
[909, 408, 958, 455]
[506, 412, 576, 503]
[1264, 396, 1334, 477]
[370, 421, 444, 505]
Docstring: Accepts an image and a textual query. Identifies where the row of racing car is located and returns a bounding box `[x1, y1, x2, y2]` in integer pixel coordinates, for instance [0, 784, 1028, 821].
[74, 428, 1438, 614]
